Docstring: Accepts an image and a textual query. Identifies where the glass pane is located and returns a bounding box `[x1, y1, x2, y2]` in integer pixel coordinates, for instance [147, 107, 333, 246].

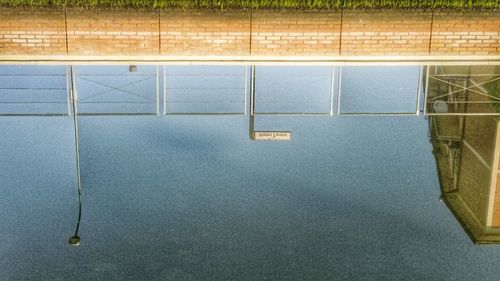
[165, 66, 246, 114]
[425, 65, 500, 115]
[339, 66, 421, 114]
[0, 65, 68, 115]
[75, 65, 158, 115]
[254, 66, 333, 114]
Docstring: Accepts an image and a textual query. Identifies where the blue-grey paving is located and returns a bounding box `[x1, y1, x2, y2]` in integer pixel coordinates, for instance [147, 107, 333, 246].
[2, 116, 500, 281]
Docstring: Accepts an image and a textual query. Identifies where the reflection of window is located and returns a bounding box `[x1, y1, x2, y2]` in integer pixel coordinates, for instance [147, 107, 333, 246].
[164, 66, 246, 115]
[425, 65, 500, 115]
[339, 66, 421, 115]
[253, 66, 334, 115]
[0, 65, 69, 116]
[75, 65, 159, 115]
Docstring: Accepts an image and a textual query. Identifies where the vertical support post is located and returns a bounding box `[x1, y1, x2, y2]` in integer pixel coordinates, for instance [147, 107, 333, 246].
[336, 66, 343, 115]
[249, 65, 256, 139]
[416, 65, 424, 116]
[156, 66, 160, 116]
[329, 65, 335, 116]
[423, 65, 430, 115]
[244, 66, 248, 115]
[487, 122, 500, 226]
[163, 65, 167, 115]
[66, 65, 71, 116]
[250, 65, 255, 116]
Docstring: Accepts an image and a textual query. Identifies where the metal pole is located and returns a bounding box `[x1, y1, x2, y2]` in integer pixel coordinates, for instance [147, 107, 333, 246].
[336, 67, 343, 115]
[156, 66, 160, 115]
[250, 65, 255, 116]
[163, 65, 167, 115]
[416, 65, 423, 116]
[249, 65, 255, 139]
[66, 65, 71, 116]
[423, 65, 430, 115]
[244, 66, 248, 115]
[329, 65, 335, 116]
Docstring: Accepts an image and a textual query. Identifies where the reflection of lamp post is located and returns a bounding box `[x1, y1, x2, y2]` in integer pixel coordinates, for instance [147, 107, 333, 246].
[69, 66, 82, 246]
[129, 65, 137, 73]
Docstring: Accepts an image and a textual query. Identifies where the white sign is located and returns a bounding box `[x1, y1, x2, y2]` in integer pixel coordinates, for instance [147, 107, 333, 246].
[253, 131, 291, 141]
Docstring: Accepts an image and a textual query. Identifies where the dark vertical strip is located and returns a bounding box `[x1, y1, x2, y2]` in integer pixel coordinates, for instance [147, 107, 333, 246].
[249, 8, 253, 55]
[428, 10, 435, 54]
[339, 1, 344, 55]
[64, 8, 69, 54]
[250, 65, 255, 116]
[428, 0, 435, 54]
[158, 9, 161, 55]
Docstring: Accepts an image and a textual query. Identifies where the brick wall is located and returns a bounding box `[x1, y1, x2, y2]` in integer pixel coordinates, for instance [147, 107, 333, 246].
[431, 10, 500, 55]
[251, 11, 341, 56]
[66, 8, 159, 55]
[160, 9, 250, 55]
[0, 7, 498, 57]
[0, 8, 66, 55]
[341, 9, 432, 55]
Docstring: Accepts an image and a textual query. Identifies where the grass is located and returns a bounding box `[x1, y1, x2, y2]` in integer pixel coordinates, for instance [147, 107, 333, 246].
[0, 0, 498, 9]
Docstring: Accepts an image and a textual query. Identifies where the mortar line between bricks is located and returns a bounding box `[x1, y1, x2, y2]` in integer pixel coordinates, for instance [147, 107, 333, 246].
[339, 1, 344, 55]
[64, 8, 69, 54]
[249, 8, 253, 55]
[158, 9, 161, 55]
[428, 9, 435, 54]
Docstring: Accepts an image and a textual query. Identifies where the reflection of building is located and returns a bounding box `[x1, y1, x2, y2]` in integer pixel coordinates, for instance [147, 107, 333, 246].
[430, 114, 500, 243]
[425, 65, 500, 115]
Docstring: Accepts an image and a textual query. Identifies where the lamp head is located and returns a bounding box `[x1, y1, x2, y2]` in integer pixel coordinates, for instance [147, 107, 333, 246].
[69, 235, 81, 246]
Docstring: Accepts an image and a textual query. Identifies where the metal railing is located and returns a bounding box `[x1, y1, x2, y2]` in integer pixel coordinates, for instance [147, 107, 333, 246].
[0, 64, 498, 117]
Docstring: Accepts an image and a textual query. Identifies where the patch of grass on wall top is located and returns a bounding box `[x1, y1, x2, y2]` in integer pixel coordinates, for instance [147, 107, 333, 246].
[0, 0, 498, 9]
